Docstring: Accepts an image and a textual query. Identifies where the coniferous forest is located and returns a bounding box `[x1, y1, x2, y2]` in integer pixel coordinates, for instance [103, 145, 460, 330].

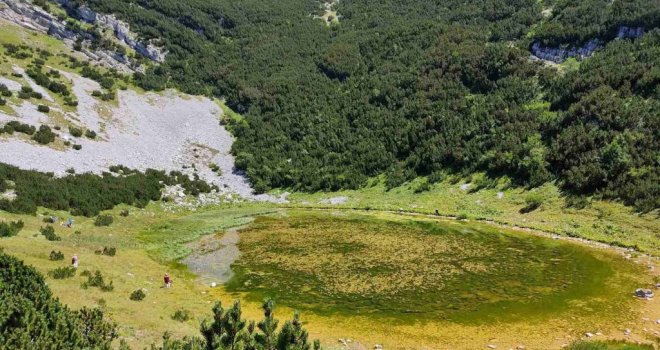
[60, 0, 659, 210]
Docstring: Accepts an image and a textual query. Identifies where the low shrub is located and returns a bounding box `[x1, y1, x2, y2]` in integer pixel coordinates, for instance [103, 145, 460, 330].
[32, 125, 56, 144]
[129, 289, 145, 301]
[102, 247, 116, 257]
[101, 92, 115, 101]
[85, 130, 97, 139]
[0, 97, 5, 106]
[21, 86, 33, 93]
[565, 195, 590, 209]
[64, 97, 78, 106]
[209, 163, 222, 175]
[81, 270, 113, 292]
[0, 220, 24, 237]
[171, 309, 192, 322]
[31, 92, 43, 100]
[520, 193, 544, 213]
[69, 127, 83, 137]
[413, 179, 431, 193]
[94, 215, 113, 227]
[120, 209, 129, 217]
[0, 84, 11, 97]
[17, 91, 31, 99]
[37, 105, 49, 113]
[40, 225, 61, 241]
[72, 144, 82, 150]
[91, 90, 102, 97]
[456, 213, 469, 220]
[48, 266, 76, 279]
[4, 121, 36, 135]
[49, 250, 64, 261]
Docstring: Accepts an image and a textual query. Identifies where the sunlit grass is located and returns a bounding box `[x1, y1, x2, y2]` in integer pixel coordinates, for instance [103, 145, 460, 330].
[227, 211, 645, 325]
[283, 175, 660, 255]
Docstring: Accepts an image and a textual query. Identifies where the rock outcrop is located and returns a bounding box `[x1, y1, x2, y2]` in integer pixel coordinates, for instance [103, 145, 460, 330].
[530, 26, 645, 63]
[0, 0, 165, 68]
[54, 0, 166, 63]
[95, 14, 166, 63]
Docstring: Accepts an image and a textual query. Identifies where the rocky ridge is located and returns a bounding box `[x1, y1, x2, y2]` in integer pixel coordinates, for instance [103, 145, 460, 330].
[0, 0, 165, 72]
[531, 26, 645, 63]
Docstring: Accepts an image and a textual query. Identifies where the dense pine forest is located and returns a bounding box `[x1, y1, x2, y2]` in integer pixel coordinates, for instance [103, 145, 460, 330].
[59, 0, 659, 211]
[0, 164, 216, 216]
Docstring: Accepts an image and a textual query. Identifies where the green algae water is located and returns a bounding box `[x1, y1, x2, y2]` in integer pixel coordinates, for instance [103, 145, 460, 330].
[225, 211, 643, 324]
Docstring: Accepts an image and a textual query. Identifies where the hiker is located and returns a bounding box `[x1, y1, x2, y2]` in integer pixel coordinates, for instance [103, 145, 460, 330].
[66, 217, 73, 228]
[435, 209, 440, 216]
[164, 273, 172, 288]
[71, 254, 79, 268]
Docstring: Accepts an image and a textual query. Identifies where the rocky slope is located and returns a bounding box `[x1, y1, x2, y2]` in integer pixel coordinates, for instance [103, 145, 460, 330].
[0, 0, 164, 72]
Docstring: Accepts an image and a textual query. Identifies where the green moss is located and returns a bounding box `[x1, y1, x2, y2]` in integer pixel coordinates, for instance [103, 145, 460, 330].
[227, 211, 644, 325]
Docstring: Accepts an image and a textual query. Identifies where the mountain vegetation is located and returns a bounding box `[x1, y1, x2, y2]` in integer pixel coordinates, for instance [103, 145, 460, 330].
[60, 0, 660, 211]
[0, 249, 117, 349]
[0, 248, 320, 350]
[0, 163, 216, 216]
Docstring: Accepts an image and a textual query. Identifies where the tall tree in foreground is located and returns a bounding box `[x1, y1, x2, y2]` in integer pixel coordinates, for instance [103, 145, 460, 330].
[0, 250, 116, 349]
[195, 298, 320, 350]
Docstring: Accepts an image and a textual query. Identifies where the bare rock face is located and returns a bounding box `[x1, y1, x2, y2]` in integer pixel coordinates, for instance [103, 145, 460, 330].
[24, 0, 168, 63]
[530, 26, 646, 63]
[96, 14, 167, 62]
[531, 38, 603, 63]
[77, 5, 97, 23]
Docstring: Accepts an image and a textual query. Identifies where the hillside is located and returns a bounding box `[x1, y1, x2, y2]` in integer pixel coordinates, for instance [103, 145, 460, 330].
[0, 1, 658, 349]
[40, 0, 660, 213]
[0, 16, 283, 205]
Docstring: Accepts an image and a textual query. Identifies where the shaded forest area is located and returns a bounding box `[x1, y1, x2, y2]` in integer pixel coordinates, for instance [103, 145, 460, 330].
[68, 0, 659, 211]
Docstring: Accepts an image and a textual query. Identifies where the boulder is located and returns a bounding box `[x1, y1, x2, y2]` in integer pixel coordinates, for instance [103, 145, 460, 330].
[634, 288, 654, 299]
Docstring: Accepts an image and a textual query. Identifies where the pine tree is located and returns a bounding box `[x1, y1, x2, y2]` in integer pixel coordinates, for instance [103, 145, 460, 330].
[276, 312, 310, 350]
[256, 298, 279, 350]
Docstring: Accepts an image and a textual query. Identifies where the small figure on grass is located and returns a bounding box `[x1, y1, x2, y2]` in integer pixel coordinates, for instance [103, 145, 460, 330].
[71, 254, 79, 268]
[164, 273, 172, 288]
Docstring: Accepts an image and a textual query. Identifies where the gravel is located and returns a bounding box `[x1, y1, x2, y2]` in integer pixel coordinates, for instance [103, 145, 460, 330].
[0, 71, 283, 202]
[0, 76, 22, 91]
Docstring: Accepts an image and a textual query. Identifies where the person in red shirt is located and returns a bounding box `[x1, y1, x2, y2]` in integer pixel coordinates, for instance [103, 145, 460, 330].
[164, 273, 172, 288]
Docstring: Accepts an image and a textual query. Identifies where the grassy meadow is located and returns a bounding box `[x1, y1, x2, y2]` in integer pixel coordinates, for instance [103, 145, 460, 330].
[0, 203, 277, 348]
[283, 175, 660, 255]
[0, 200, 658, 349]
